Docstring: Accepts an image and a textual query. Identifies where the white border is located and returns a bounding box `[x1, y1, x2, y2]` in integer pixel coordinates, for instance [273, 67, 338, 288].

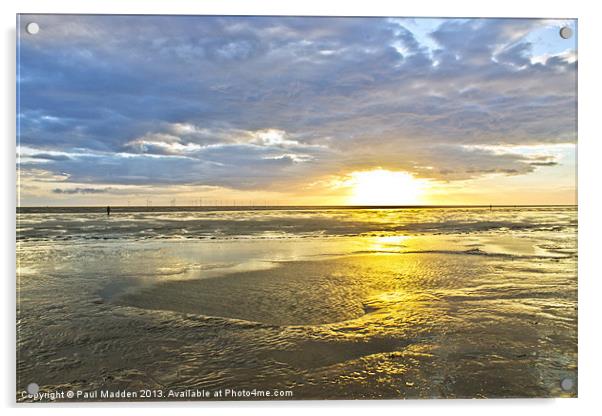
[3, 1, 600, 415]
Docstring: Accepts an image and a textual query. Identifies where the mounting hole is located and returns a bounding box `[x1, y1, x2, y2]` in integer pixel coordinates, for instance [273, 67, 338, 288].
[26, 22, 40, 35]
[560, 377, 574, 391]
[25, 22, 40, 35]
[26, 382, 39, 395]
[559, 26, 573, 40]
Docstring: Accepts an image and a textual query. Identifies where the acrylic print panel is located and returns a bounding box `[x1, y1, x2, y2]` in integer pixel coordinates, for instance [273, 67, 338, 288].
[16, 15, 577, 402]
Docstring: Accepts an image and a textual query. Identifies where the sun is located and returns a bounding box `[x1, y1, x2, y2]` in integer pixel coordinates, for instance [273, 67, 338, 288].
[346, 169, 428, 206]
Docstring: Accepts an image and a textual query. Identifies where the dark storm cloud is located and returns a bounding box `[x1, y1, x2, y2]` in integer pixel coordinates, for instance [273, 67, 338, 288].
[17, 15, 576, 189]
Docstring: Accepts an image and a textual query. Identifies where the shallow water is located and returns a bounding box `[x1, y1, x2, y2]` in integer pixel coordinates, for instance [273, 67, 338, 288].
[16, 206, 577, 400]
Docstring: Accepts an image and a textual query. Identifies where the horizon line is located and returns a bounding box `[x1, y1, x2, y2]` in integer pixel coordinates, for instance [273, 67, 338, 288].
[17, 204, 578, 209]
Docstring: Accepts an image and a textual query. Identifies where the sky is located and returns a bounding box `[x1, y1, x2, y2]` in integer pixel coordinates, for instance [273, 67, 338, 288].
[17, 15, 577, 206]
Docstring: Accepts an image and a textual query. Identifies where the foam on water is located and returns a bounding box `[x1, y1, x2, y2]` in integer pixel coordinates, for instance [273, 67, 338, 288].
[17, 206, 575, 242]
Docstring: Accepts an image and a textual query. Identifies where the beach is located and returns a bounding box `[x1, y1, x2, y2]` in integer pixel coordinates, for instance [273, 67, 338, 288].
[16, 206, 577, 400]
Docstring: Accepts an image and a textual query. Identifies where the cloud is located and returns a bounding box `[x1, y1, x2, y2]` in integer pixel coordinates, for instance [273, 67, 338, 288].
[26, 153, 71, 161]
[17, 15, 577, 194]
[52, 187, 112, 194]
[528, 161, 558, 167]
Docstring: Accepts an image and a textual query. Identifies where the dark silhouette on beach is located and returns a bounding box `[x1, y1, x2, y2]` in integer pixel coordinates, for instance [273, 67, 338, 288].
[107, 206, 111, 216]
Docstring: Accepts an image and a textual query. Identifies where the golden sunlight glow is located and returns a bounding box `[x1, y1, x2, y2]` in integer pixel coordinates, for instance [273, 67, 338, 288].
[346, 169, 428, 205]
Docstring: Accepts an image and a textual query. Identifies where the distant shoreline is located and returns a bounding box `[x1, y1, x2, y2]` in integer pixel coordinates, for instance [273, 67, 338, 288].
[16, 205, 578, 214]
